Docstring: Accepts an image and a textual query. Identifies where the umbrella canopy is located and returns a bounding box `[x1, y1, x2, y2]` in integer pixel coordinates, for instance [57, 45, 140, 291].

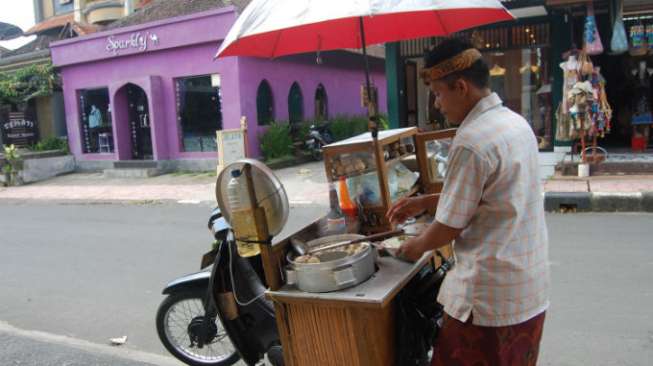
[0, 21, 23, 41]
[216, 0, 513, 59]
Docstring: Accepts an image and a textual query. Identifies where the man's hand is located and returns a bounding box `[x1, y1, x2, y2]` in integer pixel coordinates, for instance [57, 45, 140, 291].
[386, 196, 428, 225]
[395, 235, 430, 262]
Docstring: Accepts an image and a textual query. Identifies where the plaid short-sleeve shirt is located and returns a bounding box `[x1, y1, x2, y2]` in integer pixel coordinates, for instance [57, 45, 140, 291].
[436, 93, 550, 327]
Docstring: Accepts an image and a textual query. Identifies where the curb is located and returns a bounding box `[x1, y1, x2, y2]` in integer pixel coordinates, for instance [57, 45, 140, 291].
[544, 191, 653, 212]
[266, 155, 315, 170]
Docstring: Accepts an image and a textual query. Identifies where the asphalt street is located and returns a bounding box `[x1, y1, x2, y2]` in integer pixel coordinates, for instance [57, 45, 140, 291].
[0, 201, 651, 365]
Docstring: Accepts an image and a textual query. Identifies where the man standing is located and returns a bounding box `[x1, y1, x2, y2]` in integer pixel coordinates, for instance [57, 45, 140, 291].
[387, 39, 550, 366]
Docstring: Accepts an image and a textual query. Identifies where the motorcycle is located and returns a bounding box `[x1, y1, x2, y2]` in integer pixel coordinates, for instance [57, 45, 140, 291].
[156, 207, 454, 366]
[305, 124, 333, 160]
[156, 207, 283, 366]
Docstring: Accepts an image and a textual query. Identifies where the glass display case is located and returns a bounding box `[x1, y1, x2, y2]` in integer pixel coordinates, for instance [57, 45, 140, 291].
[323, 127, 420, 233]
[415, 128, 457, 214]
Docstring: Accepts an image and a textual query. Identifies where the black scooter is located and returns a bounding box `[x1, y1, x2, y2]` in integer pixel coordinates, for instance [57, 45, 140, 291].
[156, 207, 283, 366]
[305, 124, 333, 160]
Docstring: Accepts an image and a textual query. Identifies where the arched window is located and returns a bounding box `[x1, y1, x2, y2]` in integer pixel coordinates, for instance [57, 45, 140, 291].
[314, 83, 328, 121]
[256, 80, 274, 125]
[287, 82, 304, 124]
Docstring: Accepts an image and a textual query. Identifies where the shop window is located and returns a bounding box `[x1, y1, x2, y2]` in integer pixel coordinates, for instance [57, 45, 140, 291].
[314, 83, 328, 121]
[484, 47, 552, 150]
[78, 87, 113, 154]
[256, 80, 274, 125]
[288, 82, 304, 124]
[175, 74, 222, 152]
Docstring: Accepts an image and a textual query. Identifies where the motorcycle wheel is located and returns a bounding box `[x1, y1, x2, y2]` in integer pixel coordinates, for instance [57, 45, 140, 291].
[156, 290, 240, 366]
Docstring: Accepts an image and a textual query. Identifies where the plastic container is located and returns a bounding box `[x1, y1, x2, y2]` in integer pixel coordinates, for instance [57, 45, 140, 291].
[226, 169, 259, 257]
[227, 169, 251, 211]
[338, 177, 358, 217]
[632, 136, 647, 152]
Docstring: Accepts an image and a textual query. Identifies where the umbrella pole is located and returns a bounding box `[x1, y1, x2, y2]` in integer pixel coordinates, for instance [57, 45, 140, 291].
[358, 17, 378, 138]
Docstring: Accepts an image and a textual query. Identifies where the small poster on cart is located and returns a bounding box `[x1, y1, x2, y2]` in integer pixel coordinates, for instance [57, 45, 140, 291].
[216, 117, 248, 174]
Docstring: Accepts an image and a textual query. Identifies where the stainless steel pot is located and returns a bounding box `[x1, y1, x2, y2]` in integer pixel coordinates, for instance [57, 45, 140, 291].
[286, 234, 376, 293]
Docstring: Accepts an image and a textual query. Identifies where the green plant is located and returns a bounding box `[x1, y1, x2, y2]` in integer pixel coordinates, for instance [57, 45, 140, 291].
[327, 115, 369, 141]
[289, 121, 312, 142]
[259, 122, 293, 161]
[2, 144, 22, 186]
[377, 113, 390, 130]
[30, 137, 69, 153]
[0, 63, 59, 107]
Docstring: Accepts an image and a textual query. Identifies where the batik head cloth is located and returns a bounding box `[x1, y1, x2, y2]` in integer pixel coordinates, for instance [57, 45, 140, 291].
[420, 48, 482, 85]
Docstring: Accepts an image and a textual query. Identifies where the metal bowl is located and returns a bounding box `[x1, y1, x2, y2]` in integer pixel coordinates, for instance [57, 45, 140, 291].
[286, 234, 377, 293]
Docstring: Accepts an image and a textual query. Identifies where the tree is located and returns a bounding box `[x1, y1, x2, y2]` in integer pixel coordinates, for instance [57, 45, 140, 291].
[0, 63, 59, 110]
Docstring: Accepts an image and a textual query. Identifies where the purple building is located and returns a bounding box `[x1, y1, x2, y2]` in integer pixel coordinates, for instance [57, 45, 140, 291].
[50, 6, 386, 171]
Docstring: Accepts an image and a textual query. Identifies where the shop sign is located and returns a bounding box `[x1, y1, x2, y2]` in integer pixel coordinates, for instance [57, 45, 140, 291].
[1, 110, 38, 147]
[106, 32, 160, 55]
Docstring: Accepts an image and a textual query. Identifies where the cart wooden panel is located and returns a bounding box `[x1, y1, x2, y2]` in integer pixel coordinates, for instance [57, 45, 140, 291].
[268, 254, 434, 366]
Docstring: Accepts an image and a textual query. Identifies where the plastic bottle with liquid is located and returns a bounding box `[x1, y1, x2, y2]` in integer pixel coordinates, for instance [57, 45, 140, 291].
[325, 182, 346, 235]
[227, 169, 251, 210]
[226, 169, 260, 257]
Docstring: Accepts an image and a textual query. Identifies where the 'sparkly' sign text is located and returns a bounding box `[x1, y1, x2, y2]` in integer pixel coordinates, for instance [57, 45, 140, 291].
[106, 32, 159, 55]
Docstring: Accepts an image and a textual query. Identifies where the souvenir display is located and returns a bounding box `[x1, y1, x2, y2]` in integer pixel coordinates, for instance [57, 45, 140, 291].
[583, 2, 604, 55]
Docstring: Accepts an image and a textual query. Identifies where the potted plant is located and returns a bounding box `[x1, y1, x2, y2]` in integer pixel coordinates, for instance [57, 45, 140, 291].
[2, 144, 23, 186]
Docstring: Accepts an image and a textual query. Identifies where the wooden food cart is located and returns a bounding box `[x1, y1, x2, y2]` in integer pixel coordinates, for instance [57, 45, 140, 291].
[232, 127, 456, 366]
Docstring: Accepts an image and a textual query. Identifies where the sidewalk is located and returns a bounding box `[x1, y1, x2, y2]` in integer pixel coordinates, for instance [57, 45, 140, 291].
[544, 175, 653, 193]
[1, 162, 652, 211]
[543, 175, 653, 212]
[0, 161, 330, 206]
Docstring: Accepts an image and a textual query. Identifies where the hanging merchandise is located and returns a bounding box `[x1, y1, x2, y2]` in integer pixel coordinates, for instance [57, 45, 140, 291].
[568, 81, 594, 134]
[555, 103, 578, 142]
[590, 67, 612, 137]
[556, 51, 580, 142]
[559, 53, 580, 113]
[578, 50, 595, 77]
[647, 24, 653, 53]
[583, 2, 604, 55]
[559, 51, 612, 148]
[610, 0, 629, 54]
[630, 24, 647, 56]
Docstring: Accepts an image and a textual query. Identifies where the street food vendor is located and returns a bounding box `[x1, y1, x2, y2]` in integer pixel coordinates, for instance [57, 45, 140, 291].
[387, 38, 550, 366]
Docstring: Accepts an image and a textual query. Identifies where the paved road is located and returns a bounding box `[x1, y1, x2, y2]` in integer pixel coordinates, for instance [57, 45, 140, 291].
[540, 213, 653, 366]
[0, 201, 651, 365]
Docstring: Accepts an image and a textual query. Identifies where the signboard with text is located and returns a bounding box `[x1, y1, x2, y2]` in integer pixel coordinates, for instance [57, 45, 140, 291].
[216, 128, 247, 173]
[0, 107, 38, 147]
[106, 32, 160, 55]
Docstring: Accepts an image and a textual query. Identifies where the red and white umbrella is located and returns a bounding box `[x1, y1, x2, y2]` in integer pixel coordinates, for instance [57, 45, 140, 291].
[215, 0, 514, 59]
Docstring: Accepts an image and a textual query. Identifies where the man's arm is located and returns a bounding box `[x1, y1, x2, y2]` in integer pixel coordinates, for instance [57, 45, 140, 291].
[386, 193, 440, 225]
[396, 220, 462, 261]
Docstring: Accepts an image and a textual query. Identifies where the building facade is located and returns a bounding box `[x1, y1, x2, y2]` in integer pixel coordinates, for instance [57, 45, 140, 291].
[50, 7, 386, 170]
[384, 0, 653, 177]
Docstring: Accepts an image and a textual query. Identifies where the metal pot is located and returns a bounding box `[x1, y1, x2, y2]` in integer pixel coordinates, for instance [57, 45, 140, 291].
[286, 234, 376, 293]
